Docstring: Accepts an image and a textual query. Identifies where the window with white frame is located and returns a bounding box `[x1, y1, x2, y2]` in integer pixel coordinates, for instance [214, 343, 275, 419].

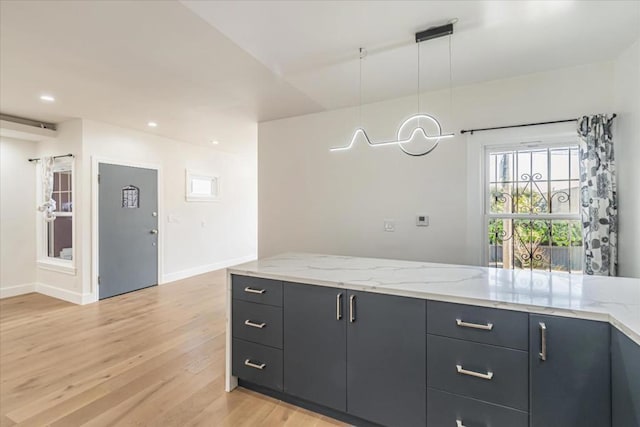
[45, 160, 73, 262]
[186, 170, 219, 202]
[485, 144, 582, 273]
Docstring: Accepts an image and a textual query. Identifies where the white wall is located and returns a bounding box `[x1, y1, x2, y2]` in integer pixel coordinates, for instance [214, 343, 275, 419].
[258, 61, 622, 268]
[0, 137, 37, 297]
[614, 39, 640, 278]
[82, 119, 257, 290]
[1, 117, 257, 303]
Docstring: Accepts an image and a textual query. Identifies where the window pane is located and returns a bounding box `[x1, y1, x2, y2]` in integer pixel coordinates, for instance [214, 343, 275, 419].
[569, 148, 579, 180]
[487, 145, 581, 274]
[489, 154, 497, 183]
[191, 178, 213, 195]
[48, 217, 73, 260]
[550, 181, 574, 214]
[517, 151, 531, 182]
[550, 149, 570, 181]
[531, 150, 548, 181]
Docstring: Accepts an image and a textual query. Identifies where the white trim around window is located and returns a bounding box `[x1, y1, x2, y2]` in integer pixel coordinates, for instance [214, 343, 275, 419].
[465, 121, 577, 266]
[185, 170, 220, 202]
[35, 156, 77, 275]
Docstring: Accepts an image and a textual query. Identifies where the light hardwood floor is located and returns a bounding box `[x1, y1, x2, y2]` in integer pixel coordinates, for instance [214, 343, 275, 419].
[0, 271, 346, 427]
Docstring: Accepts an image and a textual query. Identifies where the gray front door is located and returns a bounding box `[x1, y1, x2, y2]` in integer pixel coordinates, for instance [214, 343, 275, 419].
[99, 163, 158, 299]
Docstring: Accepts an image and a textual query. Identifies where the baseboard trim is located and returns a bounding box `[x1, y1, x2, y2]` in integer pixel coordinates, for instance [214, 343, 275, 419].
[35, 283, 91, 305]
[0, 282, 93, 304]
[0, 283, 36, 299]
[161, 255, 256, 284]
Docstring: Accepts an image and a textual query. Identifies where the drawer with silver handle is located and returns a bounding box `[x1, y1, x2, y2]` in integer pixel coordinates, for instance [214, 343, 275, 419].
[232, 300, 283, 348]
[232, 338, 283, 391]
[427, 334, 528, 411]
[427, 300, 528, 350]
[427, 388, 528, 427]
[232, 275, 283, 306]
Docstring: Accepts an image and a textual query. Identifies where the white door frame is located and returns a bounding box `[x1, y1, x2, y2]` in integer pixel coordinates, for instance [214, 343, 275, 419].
[91, 156, 163, 302]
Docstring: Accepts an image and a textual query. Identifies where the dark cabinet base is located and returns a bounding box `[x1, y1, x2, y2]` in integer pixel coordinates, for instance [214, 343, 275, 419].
[427, 388, 529, 427]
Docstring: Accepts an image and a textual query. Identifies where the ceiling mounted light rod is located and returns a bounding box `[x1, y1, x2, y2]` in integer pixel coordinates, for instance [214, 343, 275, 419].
[415, 23, 454, 43]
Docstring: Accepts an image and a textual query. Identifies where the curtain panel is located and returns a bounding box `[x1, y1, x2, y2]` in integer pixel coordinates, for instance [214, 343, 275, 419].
[578, 114, 617, 276]
[38, 156, 57, 222]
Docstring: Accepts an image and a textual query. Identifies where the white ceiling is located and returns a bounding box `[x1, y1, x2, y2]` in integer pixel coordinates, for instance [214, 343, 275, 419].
[183, 0, 640, 110]
[1, 1, 638, 147]
[0, 0, 321, 148]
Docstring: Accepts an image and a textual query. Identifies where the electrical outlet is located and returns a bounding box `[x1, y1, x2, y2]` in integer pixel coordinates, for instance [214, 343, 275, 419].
[384, 219, 395, 232]
[416, 215, 429, 226]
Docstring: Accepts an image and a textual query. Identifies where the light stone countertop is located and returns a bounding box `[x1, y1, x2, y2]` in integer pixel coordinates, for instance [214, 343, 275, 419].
[228, 252, 640, 346]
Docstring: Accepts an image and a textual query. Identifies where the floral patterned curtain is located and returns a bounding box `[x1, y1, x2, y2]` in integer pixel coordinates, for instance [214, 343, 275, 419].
[38, 156, 57, 222]
[578, 114, 617, 276]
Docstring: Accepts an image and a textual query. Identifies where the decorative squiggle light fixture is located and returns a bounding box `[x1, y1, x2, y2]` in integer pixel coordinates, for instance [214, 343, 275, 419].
[330, 21, 456, 156]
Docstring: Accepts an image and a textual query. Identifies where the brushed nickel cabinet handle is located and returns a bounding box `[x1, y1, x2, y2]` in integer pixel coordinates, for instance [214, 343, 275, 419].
[244, 287, 266, 294]
[244, 320, 266, 329]
[336, 293, 343, 320]
[349, 295, 356, 323]
[456, 319, 494, 331]
[456, 420, 466, 427]
[456, 364, 494, 380]
[539, 322, 547, 361]
[244, 359, 266, 370]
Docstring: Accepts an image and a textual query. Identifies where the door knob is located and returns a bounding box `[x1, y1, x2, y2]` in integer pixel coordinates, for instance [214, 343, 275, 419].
[150, 229, 158, 234]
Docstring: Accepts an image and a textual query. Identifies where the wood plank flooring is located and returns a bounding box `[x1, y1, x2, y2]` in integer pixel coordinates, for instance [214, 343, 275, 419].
[0, 271, 346, 426]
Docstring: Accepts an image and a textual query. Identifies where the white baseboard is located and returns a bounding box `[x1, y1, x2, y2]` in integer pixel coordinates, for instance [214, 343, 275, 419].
[161, 255, 256, 284]
[35, 283, 92, 305]
[1, 256, 256, 303]
[0, 283, 36, 299]
[0, 282, 93, 304]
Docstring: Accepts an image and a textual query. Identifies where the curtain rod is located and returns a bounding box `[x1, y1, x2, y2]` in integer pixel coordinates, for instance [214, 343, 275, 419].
[460, 114, 617, 135]
[28, 153, 74, 163]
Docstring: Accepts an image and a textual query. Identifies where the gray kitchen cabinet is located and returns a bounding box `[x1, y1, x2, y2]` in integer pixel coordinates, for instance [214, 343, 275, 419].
[283, 282, 347, 411]
[611, 327, 640, 427]
[427, 334, 529, 411]
[346, 291, 426, 427]
[529, 314, 611, 427]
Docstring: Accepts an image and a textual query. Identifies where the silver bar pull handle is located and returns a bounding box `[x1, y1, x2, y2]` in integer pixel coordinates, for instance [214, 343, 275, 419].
[244, 359, 266, 370]
[336, 293, 343, 320]
[349, 295, 356, 323]
[456, 364, 494, 380]
[244, 320, 266, 329]
[539, 322, 547, 361]
[244, 287, 266, 294]
[456, 319, 493, 331]
[456, 421, 466, 427]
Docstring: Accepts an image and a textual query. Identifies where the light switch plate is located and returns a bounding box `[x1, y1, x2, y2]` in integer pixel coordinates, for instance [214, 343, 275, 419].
[416, 215, 429, 226]
[384, 219, 395, 232]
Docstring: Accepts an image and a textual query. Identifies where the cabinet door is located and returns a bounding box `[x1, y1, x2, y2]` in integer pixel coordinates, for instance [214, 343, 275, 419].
[529, 315, 611, 427]
[611, 327, 640, 427]
[347, 291, 426, 427]
[283, 282, 347, 411]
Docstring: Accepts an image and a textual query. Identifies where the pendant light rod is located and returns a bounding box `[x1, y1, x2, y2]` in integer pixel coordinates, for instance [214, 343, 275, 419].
[415, 23, 454, 43]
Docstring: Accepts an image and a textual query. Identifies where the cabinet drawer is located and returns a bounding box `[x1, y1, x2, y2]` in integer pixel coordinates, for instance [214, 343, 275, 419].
[427, 300, 528, 350]
[232, 300, 283, 349]
[232, 338, 283, 391]
[427, 388, 528, 427]
[427, 334, 528, 411]
[232, 275, 282, 306]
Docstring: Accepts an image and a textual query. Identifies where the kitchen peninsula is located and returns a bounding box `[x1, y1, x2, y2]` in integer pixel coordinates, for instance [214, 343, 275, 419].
[226, 253, 640, 427]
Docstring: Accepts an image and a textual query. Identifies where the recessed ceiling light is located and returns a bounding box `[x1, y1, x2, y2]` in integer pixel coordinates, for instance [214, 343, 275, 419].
[211, 140, 219, 145]
[147, 121, 158, 128]
[40, 94, 55, 102]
